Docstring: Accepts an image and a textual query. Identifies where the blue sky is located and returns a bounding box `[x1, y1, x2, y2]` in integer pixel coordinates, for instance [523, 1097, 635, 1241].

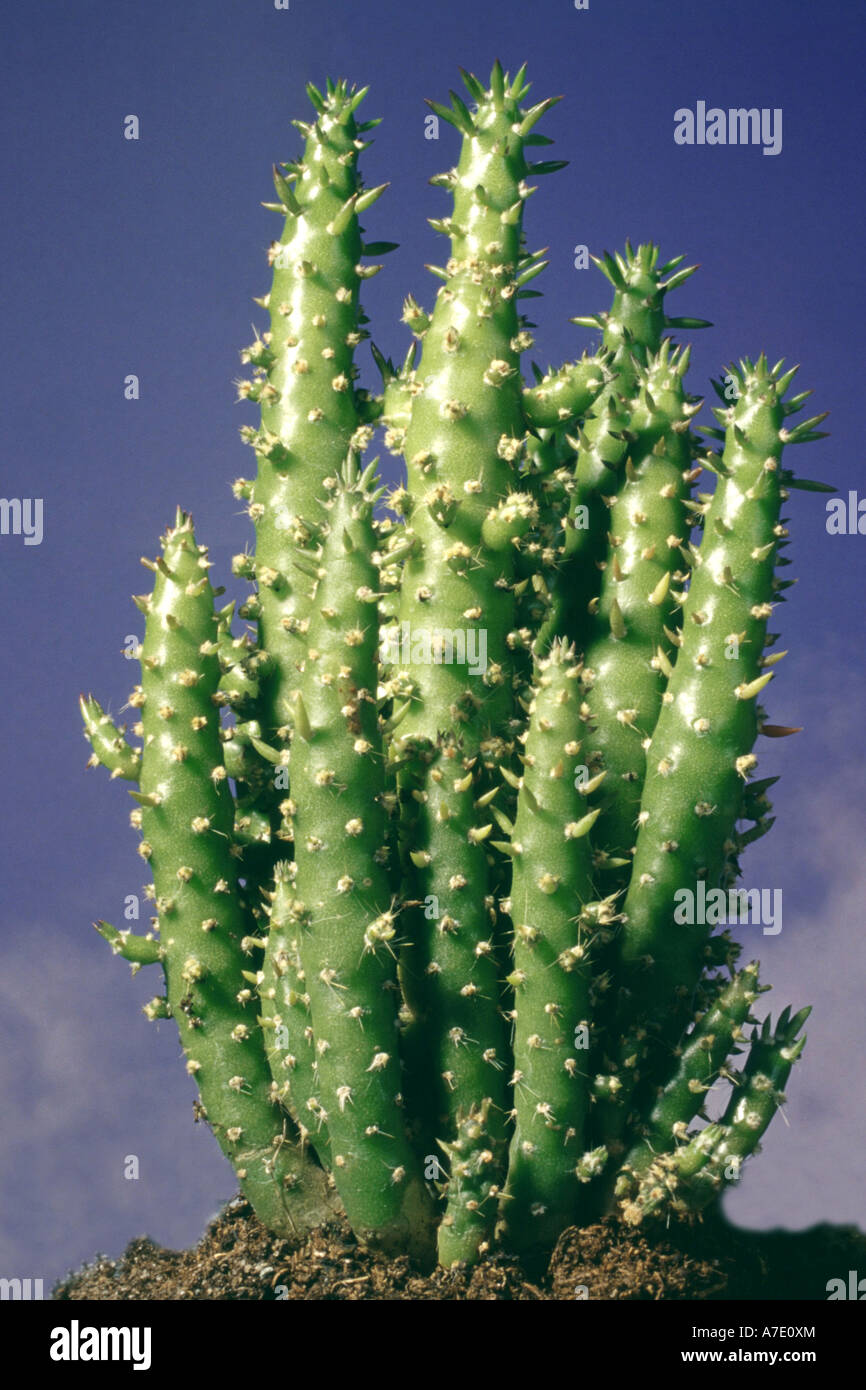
[1, 0, 864, 1284]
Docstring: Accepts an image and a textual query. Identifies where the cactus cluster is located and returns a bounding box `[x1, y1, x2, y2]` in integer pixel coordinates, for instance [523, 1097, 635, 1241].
[82, 64, 827, 1270]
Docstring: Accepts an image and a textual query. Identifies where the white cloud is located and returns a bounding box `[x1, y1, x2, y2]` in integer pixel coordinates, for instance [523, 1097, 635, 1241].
[0, 924, 239, 1285]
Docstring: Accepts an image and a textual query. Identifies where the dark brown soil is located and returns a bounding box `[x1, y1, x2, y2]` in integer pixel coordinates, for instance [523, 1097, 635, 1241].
[52, 1197, 866, 1301]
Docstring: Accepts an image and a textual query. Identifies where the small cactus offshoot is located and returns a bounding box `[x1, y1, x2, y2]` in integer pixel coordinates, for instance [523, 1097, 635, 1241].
[83, 64, 824, 1271]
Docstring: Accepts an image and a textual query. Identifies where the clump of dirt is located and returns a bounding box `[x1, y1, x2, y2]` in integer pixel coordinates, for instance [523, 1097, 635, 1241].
[548, 1218, 734, 1300]
[551, 1214, 866, 1301]
[53, 1201, 539, 1301]
[53, 1197, 866, 1301]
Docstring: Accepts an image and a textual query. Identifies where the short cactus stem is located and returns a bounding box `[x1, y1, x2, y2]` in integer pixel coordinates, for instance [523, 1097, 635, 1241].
[619, 1123, 723, 1226]
[623, 1005, 809, 1224]
[700, 1006, 809, 1183]
[258, 863, 330, 1161]
[437, 1101, 503, 1268]
[522, 351, 612, 431]
[396, 735, 511, 1264]
[539, 243, 705, 653]
[80, 696, 141, 781]
[500, 640, 602, 1257]
[621, 963, 762, 1181]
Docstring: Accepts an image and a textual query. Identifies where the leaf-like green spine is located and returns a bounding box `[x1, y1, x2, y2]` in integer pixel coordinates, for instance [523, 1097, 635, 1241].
[94, 919, 164, 967]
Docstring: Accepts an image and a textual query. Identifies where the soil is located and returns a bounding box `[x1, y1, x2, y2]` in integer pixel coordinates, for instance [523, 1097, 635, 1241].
[52, 1197, 866, 1301]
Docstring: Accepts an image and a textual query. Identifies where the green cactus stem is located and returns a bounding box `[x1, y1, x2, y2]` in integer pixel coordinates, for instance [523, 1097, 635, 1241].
[619, 963, 762, 1183]
[691, 1006, 810, 1199]
[499, 640, 602, 1258]
[579, 343, 701, 876]
[618, 357, 825, 1032]
[258, 862, 330, 1159]
[284, 460, 436, 1258]
[391, 60, 561, 750]
[239, 79, 387, 764]
[619, 1123, 723, 1226]
[437, 1101, 503, 1267]
[88, 511, 335, 1239]
[596, 357, 825, 1158]
[387, 61, 565, 1265]
[522, 352, 612, 432]
[538, 244, 706, 653]
[396, 733, 511, 1266]
[622, 1005, 809, 1224]
[80, 696, 141, 781]
[378, 338, 610, 480]
[213, 605, 283, 880]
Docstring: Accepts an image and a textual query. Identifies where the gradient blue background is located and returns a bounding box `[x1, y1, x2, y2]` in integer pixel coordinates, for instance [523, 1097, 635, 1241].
[2, 0, 864, 1289]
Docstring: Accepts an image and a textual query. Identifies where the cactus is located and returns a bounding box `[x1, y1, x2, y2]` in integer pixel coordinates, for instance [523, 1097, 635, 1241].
[280, 459, 436, 1256]
[84, 513, 335, 1239]
[83, 62, 825, 1274]
[499, 639, 602, 1259]
[579, 342, 701, 879]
